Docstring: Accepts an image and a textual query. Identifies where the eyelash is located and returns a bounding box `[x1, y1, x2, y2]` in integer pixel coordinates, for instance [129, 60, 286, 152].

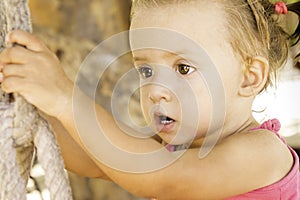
[137, 63, 196, 79]
[175, 64, 196, 75]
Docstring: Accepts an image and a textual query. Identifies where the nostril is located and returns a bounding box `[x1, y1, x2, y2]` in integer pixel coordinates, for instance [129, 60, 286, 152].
[148, 85, 172, 103]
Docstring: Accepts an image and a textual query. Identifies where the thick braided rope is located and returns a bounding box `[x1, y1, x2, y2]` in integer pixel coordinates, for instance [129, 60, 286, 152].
[0, 0, 72, 199]
[15, 97, 73, 200]
[0, 2, 30, 199]
[0, 100, 27, 200]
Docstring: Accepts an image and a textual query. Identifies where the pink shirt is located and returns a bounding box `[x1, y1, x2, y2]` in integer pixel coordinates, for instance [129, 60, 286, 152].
[226, 119, 300, 200]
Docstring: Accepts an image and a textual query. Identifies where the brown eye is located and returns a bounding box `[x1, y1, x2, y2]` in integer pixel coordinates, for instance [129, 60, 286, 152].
[177, 64, 195, 75]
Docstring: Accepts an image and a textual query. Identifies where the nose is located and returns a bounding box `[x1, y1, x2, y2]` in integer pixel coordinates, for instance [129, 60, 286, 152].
[148, 84, 172, 103]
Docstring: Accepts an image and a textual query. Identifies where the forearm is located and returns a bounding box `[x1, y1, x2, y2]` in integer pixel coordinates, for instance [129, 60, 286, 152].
[56, 86, 222, 199]
[57, 87, 173, 197]
[43, 113, 110, 179]
[58, 84, 164, 152]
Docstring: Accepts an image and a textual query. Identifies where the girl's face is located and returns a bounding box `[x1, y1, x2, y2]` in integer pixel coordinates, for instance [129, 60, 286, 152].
[130, 3, 244, 145]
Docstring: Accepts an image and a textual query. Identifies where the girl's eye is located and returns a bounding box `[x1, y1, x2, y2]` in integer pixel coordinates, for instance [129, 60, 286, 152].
[176, 64, 196, 75]
[138, 65, 153, 79]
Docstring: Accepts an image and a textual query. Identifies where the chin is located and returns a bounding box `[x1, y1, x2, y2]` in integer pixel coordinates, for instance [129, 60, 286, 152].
[159, 133, 193, 146]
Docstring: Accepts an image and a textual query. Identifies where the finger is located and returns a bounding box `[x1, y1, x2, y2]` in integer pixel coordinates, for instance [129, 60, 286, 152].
[0, 45, 35, 64]
[1, 76, 26, 94]
[6, 30, 47, 52]
[2, 64, 26, 78]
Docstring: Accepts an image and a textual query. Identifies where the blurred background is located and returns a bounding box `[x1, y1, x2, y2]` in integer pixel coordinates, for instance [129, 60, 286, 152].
[26, 0, 146, 199]
[24, 0, 300, 199]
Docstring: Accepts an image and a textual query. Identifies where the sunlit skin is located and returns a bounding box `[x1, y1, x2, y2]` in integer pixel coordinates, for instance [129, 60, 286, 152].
[0, 1, 294, 199]
[133, 49, 210, 145]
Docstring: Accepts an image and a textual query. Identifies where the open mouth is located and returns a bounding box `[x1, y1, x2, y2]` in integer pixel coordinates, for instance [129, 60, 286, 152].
[154, 113, 176, 133]
[159, 115, 175, 125]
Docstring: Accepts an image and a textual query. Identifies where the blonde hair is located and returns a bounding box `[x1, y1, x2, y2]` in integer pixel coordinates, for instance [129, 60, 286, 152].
[131, 0, 299, 90]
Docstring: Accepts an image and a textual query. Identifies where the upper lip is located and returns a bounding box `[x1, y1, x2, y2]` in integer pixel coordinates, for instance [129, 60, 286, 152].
[153, 111, 176, 123]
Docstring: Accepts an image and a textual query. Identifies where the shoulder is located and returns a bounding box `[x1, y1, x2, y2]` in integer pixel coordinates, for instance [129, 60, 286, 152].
[157, 129, 294, 199]
[230, 129, 293, 165]
[222, 129, 294, 191]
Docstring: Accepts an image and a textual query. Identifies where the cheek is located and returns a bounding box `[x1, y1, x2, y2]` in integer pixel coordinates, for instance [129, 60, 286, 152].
[139, 88, 151, 121]
[197, 89, 212, 132]
[220, 65, 242, 100]
[190, 77, 212, 131]
[190, 76, 211, 104]
[214, 49, 244, 96]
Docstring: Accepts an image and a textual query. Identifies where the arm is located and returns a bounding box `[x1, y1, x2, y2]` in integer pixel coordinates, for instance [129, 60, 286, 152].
[42, 113, 111, 180]
[0, 30, 293, 199]
[59, 97, 293, 199]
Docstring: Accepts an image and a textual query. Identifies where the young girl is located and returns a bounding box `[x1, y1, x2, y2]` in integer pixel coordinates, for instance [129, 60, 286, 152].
[0, 0, 300, 199]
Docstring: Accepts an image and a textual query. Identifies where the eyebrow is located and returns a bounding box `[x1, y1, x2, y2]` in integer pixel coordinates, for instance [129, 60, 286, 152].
[132, 51, 186, 62]
[132, 56, 147, 62]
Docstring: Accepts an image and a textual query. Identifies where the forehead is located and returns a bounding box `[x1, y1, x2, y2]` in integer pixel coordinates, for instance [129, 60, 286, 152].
[130, 2, 229, 53]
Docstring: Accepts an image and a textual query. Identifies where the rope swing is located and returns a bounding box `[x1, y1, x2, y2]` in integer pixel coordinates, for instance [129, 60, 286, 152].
[0, 0, 72, 199]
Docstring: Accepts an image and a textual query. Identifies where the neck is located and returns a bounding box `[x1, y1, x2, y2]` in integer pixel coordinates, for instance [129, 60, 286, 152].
[190, 115, 259, 149]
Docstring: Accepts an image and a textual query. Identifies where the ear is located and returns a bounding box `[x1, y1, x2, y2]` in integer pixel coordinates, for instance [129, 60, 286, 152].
[238, 56, 269, 97]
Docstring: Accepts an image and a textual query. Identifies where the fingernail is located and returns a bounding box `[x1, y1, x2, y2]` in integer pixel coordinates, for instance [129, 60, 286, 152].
[5, 33, 10, 44]
[0, 73, 3, 82]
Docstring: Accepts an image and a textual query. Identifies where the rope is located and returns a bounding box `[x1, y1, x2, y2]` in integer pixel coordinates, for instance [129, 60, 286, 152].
[0, 0, 72, 199]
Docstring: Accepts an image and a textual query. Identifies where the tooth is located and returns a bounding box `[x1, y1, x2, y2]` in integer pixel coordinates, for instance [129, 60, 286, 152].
[161, 119, 173, 124]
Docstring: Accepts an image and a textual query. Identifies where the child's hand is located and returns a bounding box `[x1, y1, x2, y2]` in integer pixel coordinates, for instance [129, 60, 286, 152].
[0, 30, 73, 118]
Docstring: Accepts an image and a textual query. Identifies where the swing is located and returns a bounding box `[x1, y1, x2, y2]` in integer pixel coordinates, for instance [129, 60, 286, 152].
[0, 0, 72, 199]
